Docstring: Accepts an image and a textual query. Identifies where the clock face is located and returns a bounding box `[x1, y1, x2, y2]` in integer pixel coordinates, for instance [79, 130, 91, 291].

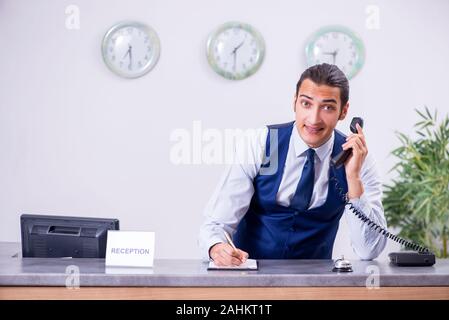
[102, 22, 160, 78]
[207, 22, 265, 80]
[305, 26, 365, 79]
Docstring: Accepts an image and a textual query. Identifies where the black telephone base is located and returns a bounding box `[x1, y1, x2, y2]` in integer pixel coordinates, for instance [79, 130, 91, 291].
[388, 251, 435, 267]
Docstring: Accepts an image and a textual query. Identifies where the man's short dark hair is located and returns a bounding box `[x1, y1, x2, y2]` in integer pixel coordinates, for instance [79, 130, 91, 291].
[295, 63, 349, 107]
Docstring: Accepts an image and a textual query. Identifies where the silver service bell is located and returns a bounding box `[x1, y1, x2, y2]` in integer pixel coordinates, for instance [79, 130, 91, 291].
[332, 255, 353, 272]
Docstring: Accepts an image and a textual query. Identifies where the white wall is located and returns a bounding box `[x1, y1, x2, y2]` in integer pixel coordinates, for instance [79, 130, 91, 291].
[1, 0, 448, 259]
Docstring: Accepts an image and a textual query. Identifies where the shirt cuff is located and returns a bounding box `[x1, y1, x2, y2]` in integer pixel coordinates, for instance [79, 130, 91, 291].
[348, 194, 370, 214]
[203, 237, 226, 261]
[345, 195, 386, 260]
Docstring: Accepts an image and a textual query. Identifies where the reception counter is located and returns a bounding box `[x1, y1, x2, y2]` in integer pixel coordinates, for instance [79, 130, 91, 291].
[0, 242, 448, 299]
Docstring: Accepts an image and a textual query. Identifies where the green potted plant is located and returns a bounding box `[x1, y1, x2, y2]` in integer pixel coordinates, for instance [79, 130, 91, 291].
[383, 107, 449, 258]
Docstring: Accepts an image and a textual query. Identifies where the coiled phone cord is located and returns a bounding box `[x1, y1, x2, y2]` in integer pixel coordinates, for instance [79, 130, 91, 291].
[330, 175, 433, 254]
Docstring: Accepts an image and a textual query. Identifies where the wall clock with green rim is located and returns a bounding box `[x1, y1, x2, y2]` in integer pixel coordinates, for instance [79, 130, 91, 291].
[206, 21, 265, 80]
[102, 21, 160, 78]
[305, 25, 365, 79]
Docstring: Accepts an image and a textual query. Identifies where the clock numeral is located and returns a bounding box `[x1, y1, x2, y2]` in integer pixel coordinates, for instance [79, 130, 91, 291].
[111, 55, 116, 61]
[332, 32, 339, 39]
[127, 27, 133, 34]
[138, 61, 142, 68]
[109, 47, 113, 52]
[249, 57, 254, 63]
[144, 55, 149, 60]
[144, 37, 149, 43]
[252, 48, 257, 55]
[348, 60, 353, 66]
[242, 63, 247, 69]
[233, 28, 239, 35]
[128, 64, 132, 70]
[119, 61, 123, 68]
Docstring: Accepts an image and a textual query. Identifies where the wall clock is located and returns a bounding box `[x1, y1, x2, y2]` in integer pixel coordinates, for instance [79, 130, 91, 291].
[206, 21, 265, 80]
[305, 25, 365, 79]
[102, 21, 160, 78]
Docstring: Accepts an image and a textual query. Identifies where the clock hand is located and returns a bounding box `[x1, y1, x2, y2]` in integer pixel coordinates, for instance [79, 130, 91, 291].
[235, 41, 244, 51]
[122, 44, 132, 60]
[128, 45, 133, 68]
[122, 49, 129, 59]
[231, 41, 245, 70]
[332, 49, 338, 64]
[232, 41, 245, 54]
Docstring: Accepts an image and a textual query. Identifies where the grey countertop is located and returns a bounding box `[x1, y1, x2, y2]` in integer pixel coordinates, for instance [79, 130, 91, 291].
[1, 242, 448, 287]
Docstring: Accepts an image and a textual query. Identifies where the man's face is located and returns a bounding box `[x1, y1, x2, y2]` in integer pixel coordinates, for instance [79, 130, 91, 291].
[293, 79, 348, 148]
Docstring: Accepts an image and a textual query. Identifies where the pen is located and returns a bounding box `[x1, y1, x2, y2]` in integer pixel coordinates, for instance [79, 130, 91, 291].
[223, 230, 237, 250]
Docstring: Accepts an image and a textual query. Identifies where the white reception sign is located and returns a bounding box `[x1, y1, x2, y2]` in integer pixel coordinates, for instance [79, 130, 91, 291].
[105, 231, 155, 267]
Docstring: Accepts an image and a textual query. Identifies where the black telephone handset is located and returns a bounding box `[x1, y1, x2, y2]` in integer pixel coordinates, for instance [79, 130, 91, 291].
[331, 117, 364, 168]
[329, 117, 436, 267]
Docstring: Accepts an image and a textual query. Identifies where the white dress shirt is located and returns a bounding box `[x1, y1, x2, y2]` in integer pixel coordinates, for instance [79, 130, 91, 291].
[198, 122, 387, 261]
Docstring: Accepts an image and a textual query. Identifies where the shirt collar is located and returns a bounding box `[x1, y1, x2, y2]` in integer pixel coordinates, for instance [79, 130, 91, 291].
[292, 122, 334, 161]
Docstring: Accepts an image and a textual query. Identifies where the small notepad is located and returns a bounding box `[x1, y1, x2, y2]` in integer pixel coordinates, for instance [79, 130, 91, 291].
[207, 259, 258, 270]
